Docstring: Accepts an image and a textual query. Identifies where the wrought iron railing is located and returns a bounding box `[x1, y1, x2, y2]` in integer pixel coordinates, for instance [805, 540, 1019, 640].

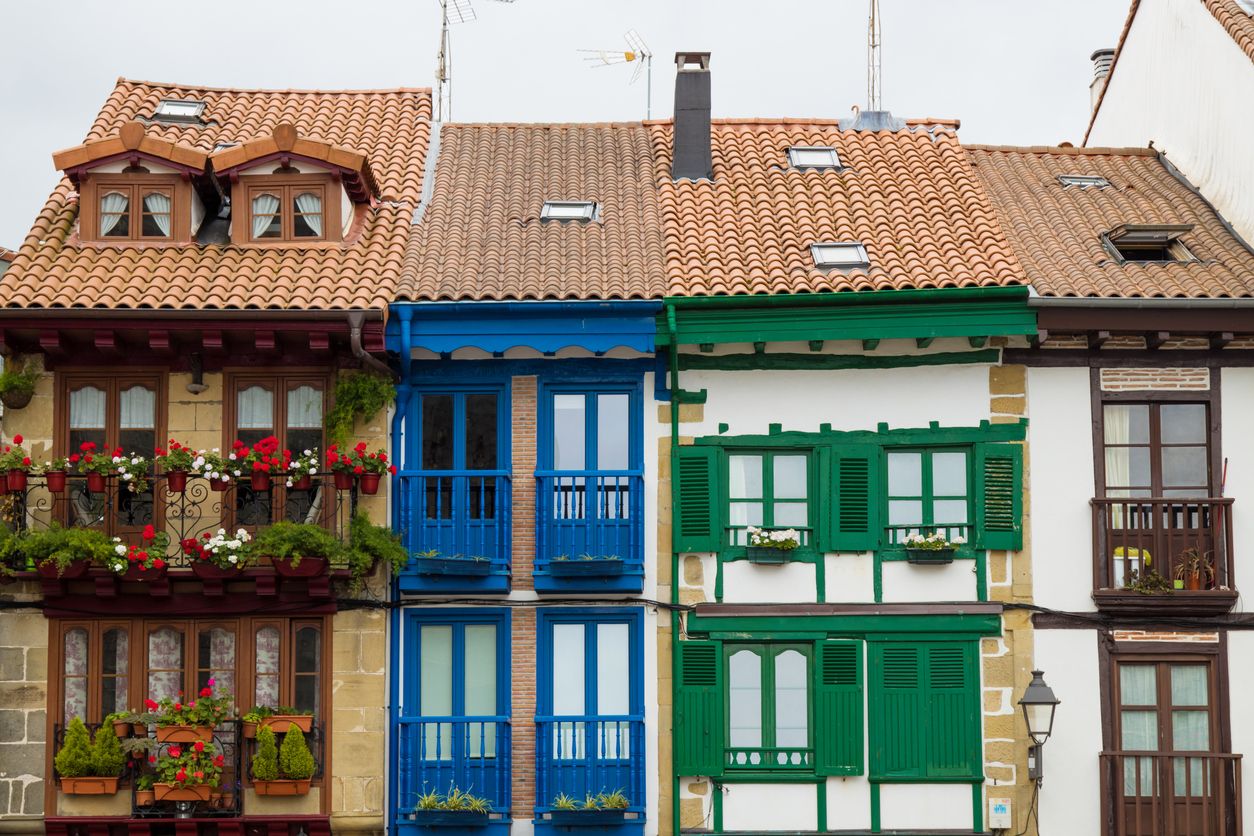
[535, 716, 646, 811]
[1092, 497, 1235, 592]
[1099, 751, 1242, 836]
[396, 472, 511, 570]
[535, 471, 644, 571]
[394, 716, 511, 813]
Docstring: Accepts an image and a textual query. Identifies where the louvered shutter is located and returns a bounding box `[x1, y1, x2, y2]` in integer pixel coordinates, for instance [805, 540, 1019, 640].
[814, 641, 864, 776]
[675, 640, 724, 776]
[975, 443, 1023, 551]
[674, 446, 721, 553]
[826, 445, 882, 552]
[923, 644, 982, 778]
[868, 644, 924, 779]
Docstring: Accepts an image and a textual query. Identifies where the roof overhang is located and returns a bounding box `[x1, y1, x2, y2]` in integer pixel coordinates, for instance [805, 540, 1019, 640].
[52, 121, 209, 185]
[210, 122, 379, 203]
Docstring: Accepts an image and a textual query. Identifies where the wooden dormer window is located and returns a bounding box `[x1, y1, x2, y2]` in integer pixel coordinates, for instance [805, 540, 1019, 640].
[235, 175, 340, 244]
[82, 177, 187, 242]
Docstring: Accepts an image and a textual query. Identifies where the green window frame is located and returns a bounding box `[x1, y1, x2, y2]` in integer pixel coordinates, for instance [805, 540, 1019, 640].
[724, 643, 813, 772]
[725, 450, 814, 548]
[885, 447, 973, 548]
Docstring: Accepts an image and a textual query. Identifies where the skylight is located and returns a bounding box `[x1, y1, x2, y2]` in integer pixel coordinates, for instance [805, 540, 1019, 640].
[154, 99, 206, 123]
[1058, 174, 1110, 188]
[811, 242, 869, 269]
[1103, 224, 1195, 263]
[541, 201, 598, 222]
[788, 146, 841, 170]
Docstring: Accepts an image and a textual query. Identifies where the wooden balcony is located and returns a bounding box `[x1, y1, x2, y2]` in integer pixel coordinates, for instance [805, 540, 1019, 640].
[1100, 751, 1242, 836]
[1091, 497, 1238, 615]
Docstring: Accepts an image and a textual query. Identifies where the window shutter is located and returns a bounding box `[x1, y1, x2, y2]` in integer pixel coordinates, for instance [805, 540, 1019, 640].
[674, 640, 724, 776]
[868, 644, 924, 779]
[975, 442, 1023, 551]
[922, 644, 982, 779]
[814, 641, 864, 776]
[674, 446, 721, 553]
[826, 445, 882, 552]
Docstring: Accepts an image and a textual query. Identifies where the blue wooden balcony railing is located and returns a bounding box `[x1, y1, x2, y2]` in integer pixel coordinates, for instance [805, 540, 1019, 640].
[535, 472, 644, 570]
[396, 471, 512, 568]
[535, 715, 646, 813]
[395, 716, 512, 813]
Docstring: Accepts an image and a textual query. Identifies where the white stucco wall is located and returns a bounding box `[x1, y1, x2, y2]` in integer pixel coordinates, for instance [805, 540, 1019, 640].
[720, 560, 816, 603]
[881, 558, 979, 602]
[878, 783, 971, 830]
[1228, 632, 1254, 820]
[1219, 368, 1254, 613]
[721, 783, 818, 831]
[825, 553, 875, 602]
[1088, 0, 1254, 243]
[825, 777, 871, 830]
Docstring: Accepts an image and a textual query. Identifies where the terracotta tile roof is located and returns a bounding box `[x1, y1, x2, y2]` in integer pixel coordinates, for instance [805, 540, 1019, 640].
[0, 247, 14, 264]
[1, 78, 431, 311]
[398, 123, 667, 301]
[646, 119, 1025, 296]
[967, 145, 1254, 298]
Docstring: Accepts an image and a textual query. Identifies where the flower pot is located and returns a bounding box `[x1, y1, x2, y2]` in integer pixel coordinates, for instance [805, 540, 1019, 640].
[409, 810, 490, 827]
[745, 546, 789, 565]
[290, 475, 313, 491]
[155, 725, 214, 744]
[549, 810, 629, 826]
[242, 721, 257, 739]
[111, 720, 131, 738]
[261, 714, 314, 734]
[906, 547, 955, 565]
[414, 557, 493, 576]
[132, 723, 148, 736]
[7, 470, 27, 492]
[548, 558, 627, 577]
[253, 778, 312, 796]
[208, 477, 230, 491]
[191, 561, 244, 580]
[59, 776, 120, 795]
[251, 471, 271, 492]
[165, 470, 188, 493]
[0, 473, 7, 493]
[44, 470, 67, 493]
[86, 472, 106, 492]
[1185, 571, 1203, 591]
[135, 789, 156, 806]
[36, 559, 90, 580]
[0, 389, 33, 410]
[153, 783, 213, 802]
[359, 473, 381, 495]
[333, 471, 355, 491]
[121, 563, 168, 582]
[270, 555, 330, 578]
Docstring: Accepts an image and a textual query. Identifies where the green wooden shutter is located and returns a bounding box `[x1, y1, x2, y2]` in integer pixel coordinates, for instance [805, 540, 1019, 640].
[827, 445, 882, 552]
[922, 644, 982, 779]
[675, 640, 724, 776]
[814, 641, 864, 776]
[674, 446, 721, 553]
[975, 442, 1024, 551]
[868, 644, 924, 779]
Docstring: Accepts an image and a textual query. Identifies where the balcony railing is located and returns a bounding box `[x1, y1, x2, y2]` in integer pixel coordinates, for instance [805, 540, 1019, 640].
[396, 472, 511, 568]
[535, 716, 646, 812]
[725, 747, 813, 771]
[535, 471, 644, 571]
[884, 522, 974, 549]
[395, 716, 511, 813]
[1092, 497, 1236, 611]
[1100, 751, 1242, 836]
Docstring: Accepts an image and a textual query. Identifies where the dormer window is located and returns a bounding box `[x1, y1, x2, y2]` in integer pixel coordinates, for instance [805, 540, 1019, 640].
[811, 242, 869, 269]
[243, 180, 333, 243]
[542, 201, 597, 222]
[1103, 224, 1195, 263]
[788, 146, 841, 170]
[153, 99, 206, 124]
[90, 182, 176, 241]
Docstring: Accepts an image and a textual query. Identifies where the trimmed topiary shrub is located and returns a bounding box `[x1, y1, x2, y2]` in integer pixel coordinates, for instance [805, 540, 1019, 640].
[278, 726, 315, 780]
[252, 725, 279, 781]
[92, 722, 126, 778]
[54, 717, 95, 778]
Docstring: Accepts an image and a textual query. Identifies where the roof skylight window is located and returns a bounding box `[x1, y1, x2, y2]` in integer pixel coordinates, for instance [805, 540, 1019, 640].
[789, 146, 841, 170]
[811, 242, 869, 269]
[1103, 224, 1196, 263]
[1058, 174, 1111, 188]
[154, 99, 206, 123]
[541, 201, 598, 222]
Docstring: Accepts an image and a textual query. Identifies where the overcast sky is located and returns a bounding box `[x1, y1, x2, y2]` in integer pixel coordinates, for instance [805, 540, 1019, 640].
[0, 0, 1127, 248]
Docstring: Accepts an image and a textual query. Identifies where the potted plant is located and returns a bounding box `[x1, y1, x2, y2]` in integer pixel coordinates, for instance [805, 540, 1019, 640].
[903, 531, 965, 565]
[249, 521, 342, 578]
[286, 449, 320, 491]
[39, 455, 70, 493]
[744, 526, 800, 564]
[185, 528, 254, 579]
[345, 513, 409, 590]
[412, 550, 493, 576]
[25, 525, 115, 579]
[70, 442, 114, 492]
[106, 526, 170, 581]
[327, 444, 357, 491]
[1123, 567, 1174, 595]
[1, 435, 33, 492]
[150, 678, 234, 743]
[153, 739, 224, 802]
[104, 711, 135, 739]
[549, 554, 626, 577]
[55, 717, 123, 794]
[191, 449, 233, 491]
[236, 436, 288, 493]
[242, 705, 314, 738]
[0, 359, 40, 410]
[344, 443, 395, 496]
[110, 448, 151, 495]
[409, 785, 493, 826]
[549, 790, 631, 825]
[155, 440, 198, 494]
[251, 724, 316, 795]
[135, 774, 156, 806]
[1174, 549, 1216, 591]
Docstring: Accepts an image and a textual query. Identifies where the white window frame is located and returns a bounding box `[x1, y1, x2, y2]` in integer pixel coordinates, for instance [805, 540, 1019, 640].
[788, 146, 841, 170]
[542, 201, 598, 222]
[154, 99, 206, 122]
[1058, 174, 1111, 188]
[811, 241, 869, 269]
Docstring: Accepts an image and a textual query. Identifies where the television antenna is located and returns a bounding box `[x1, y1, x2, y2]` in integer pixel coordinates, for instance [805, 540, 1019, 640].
[867, 0, 882, 110]
[435, 0, 515, 121]
[579, 30, 654, 119]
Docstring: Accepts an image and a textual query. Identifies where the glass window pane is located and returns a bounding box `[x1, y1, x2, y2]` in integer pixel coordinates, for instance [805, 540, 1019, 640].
[933, 499, 969, 525]
[252, 193, 281, 239]
[420, 626, 453, 716]
[888, 452, 922, 496]
[293, 193, 323, 238]
[119, 386, 156, 428]
[553, 394, 586, 470]
[1120, 665, 1158, 705]
[464, 625, 497, 716]
[773, 501, 808, 527]
[774, 650, 808, 749]
[147, 627, 184, 702]
[1162, 447, 1208, 488]
[63, 628, 88, 722]
[102, 628, 129, 718]
[889, 499, 923, 527]
[932, 452, 967, 496]
[596, 394, 630, 471]
[100, 191, 130, 237]
[465, 394, 498, 470]
[1171, 665, 1208, 707]
[69, 386, 106, 429]
[728, 455, 763, 499]
[728, 649, 762, 749]
[552, 624, 585, 717]
[287, 386, 323, 429]
[237, 386, 274, 430]
[294, 627, 320, 715]
[1161, 404, 1207, 444]
[141, 192, 172, 237]
[1106, 447, 1151, 489]
[1172, 711, 1210, 750]
[728, 502, 763, 527]
[1105, 404, 1150, 445]
[596, 623, 630, 717]
[421, 395, 454, 470]
[197, 627, 235, 698]
[1121, 710, 1159, 750]
[773, 455, 807, 500]
[254, 627, 280, 708]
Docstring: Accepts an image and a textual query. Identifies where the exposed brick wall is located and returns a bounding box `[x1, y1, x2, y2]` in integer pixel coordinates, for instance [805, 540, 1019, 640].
[1113, 630, 1219, 643]
[1100, 367, 1211, 391]
[510, 607, 537, 820]
[510, 375, 538, 820]
[512, 376, 537, 591]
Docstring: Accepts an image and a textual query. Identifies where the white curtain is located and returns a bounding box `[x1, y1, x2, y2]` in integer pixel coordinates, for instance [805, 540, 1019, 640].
[143, 193, 172, 236]
[254, 627, 281, 708]
[69, 386, 106, 429]
[287, 385, 322, 429]
[120, 386, 155, 429]
[294, 192, 323, 236]
[251, 193, 280, 238]
[100, 192, 129, 235]
[237, 386, 274, 429]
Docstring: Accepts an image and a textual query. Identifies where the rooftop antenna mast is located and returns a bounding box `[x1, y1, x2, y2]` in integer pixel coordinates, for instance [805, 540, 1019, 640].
[867, 0, 882, 110]
[434, 0, 515, 122]
[579, 30, 654, 119]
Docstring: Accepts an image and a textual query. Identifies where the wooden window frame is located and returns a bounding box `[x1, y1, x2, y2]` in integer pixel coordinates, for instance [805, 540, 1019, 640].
[231, 174, 341, 244]
[1111, 654, 1220, 755]
[1095, 398, 1218, 498]
[883, 445, 974, 548]
[79, 174, 191, 243]
[722, 642, 813, 771]
[722, 449, 815, 548]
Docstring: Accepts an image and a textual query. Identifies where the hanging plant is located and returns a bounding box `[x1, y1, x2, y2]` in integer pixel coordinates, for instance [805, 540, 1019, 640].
[325, 372, 393, 447]
[0, 359, 40, 410]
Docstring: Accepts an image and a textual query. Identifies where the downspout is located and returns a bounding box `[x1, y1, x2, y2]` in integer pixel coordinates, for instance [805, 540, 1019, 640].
[665, 303, 682, 836]
[386, 305, 412, 833]
[347, 310, 399, 381]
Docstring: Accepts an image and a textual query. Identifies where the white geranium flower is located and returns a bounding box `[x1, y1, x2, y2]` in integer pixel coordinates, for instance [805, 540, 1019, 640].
[115, 544, 127, 555]
[228, 555, 238, 564]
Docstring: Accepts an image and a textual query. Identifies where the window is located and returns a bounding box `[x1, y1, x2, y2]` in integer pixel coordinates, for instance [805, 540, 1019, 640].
[811, 242, 869, 269]
[1058, 174, 1110, 188]
[59, 373, 162, 536]
[727, 451, 811, 546]
[153, 99, 206, 123]
[788, 146, 840, 170]
[726, 644, 810, 769]
[91, 183, 176, 241]
[541, 201, 597, 222]
[243, 180, 335, 243]
[1102, 402, 1211, 498]
[1103, 224, 1196, 263]
[886, 448, 971, 546]
[228, 373, 328, 526]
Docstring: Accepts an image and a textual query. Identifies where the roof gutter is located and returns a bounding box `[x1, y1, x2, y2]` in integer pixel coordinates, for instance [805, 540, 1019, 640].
[663, 284, 1029, 310]
[346, 311, 398, 382]
[1030, 296, 1254, 309]
[0, 307, 386, 321]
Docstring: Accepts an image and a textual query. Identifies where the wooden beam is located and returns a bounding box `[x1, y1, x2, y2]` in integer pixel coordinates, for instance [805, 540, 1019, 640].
[1145, 331, 1170, 350]
[1087, 330, 1110, 349]
[915, 337, 934, 349]
[309, 332, 331, 353]
[201, 330, 224, 353]
[254, 330, 276, 352]
[1029, 328, 1050, 348]
[148, 330, 171, 353]
[1211, 332, 1234, 351]
[93, 330, 119, 359]
[862, 339, 880, 351]
[39, 330, 65, 358]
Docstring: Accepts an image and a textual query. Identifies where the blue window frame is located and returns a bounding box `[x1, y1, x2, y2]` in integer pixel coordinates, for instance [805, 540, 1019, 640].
[535, 608, 645, 823]
[396, 609, 511, 820]
[536, 381, 644, 591]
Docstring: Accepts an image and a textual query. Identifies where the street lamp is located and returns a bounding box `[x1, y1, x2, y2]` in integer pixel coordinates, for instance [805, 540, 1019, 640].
[1018, 670, 1059, 785]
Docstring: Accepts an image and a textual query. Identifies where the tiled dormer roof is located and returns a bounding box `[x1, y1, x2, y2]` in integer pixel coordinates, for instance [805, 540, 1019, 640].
[0, 78, 431, 311]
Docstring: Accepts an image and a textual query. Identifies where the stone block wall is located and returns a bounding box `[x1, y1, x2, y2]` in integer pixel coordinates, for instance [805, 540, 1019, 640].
[0, 606, 47, 831]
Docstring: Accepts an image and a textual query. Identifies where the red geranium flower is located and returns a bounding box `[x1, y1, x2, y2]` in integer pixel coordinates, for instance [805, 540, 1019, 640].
[80, 441, 96, 452]
[199, 687, 212, 698]
[389, 465, 398, 474]
[169, 747, 181, 758]
[154, 558, 165, 569]
[13, 434, 22, 444]
[142, 524, 156, 541]
[176, 769, 187, 782]
[353, 465, 364, 474]
[193, 740, 205, 752]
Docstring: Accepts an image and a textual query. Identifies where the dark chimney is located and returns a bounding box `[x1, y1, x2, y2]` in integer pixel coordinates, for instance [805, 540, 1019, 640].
[672, 51, 712, 181]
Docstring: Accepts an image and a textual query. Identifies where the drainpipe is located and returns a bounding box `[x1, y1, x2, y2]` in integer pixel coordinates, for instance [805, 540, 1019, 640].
[665, 303, 683, 836]
[346, 311, 398, 381]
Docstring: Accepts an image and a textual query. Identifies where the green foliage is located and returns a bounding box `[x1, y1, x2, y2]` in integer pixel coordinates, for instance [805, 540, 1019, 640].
[247, 521, 343, 569]
[552, 793, 577, 811]
[21, 525, 115, 575]
[346, 512, 409, 587]
[54, 718, 95, 778]
[414, 785, 492, 813]
[0, 359, 40, 399]
[252, 726, 280, 782]
[136, 774, 155, 791]
[92, 722, 126, 778]
[579, 794, 600, 810]
[326, 372, 394, 447]
[278, 726, 316, 780]
[1124, 567, 1174, 595]
[598, 789, 629, 810]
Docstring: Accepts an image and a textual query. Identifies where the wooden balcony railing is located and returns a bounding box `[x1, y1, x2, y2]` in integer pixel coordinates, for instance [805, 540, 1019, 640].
[395, 472, 511, 568]
[1100, 751, 1242, 836]
[535, 471, 644, 571]
[535, 715, 646, 812]
[394, 716, 511, 813]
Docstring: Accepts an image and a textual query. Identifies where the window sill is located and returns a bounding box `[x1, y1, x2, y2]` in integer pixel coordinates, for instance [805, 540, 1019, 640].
[1092, 587, 1238, 616]
[879, 548, 981, 562]
[721, 548, 820, 565]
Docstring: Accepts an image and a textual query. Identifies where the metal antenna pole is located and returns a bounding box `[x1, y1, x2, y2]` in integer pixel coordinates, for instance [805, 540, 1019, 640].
[435, 0, 449, 120]
[646, 53, 652, 119]
[867, 0, 882, 110]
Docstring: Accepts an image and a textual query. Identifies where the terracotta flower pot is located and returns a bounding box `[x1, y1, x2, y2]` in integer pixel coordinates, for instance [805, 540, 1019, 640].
[155, 725, 214, 744]
[253, 778, 312, 797]
[261, 714, 314, 734]
[59, 776, 120, 795]
[135, 789, 156, 806]
[209, 477, 230, 491]
[166, 470, 188, 493]
[36, 559, 90, 580]
[290, 475, 313, 491]
[333, 471, 355, 491]
[153, 783, 213, 802]
[44, 470, 67, 493]
[7, 470, 27, 492]
[251, 471, 271, 492]
[111, 720, 131, 738]
[132, 723, 148, 736]
[1185, 571, 1203, 591]
[358, 473, 381, 495]
[86, 472, 106, 492]
[191, 561, 244, 580]
[270, 555, 330, 578]
[242, 721, 257, 739]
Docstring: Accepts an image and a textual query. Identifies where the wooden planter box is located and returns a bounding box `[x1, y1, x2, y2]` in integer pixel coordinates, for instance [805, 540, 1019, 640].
[549, 810, 629, 826]
[120, 564, 168, 582]
[36, 559, 91, 580]
[408, 810, 490, 827]
[413, 557, 493, 576]
[906, 548, 956, 565]
[745, 547, 790, 565]
[270, 555, 330, 578]
[155, 725, 214, 744]
[154, 783, 213, 802]
[191, 562, 245, 580]
[253, 778, 312, 796]
[548, 559, 626, 577]
[59, 776, 120, 795]
[242, 715, 313, 738]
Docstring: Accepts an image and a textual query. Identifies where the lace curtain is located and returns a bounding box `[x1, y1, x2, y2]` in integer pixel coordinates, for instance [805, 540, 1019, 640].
[294, 192, 323, 236]
[251, 193, 280, 238]
[64, 629, 88, 721]
[120, 386, 155, 429]
[255, 627, 280, 707]
[69, 386, 106, 429]
[287, 385, 322, 429]
[238, 386, 274, 429]
[143, 193, 172, 237]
